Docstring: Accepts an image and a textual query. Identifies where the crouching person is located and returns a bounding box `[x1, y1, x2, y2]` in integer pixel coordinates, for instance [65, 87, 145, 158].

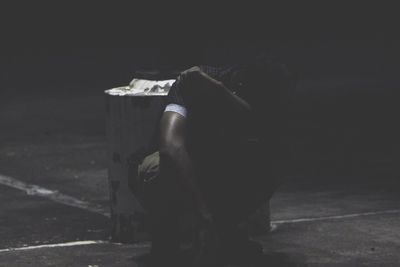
[141, 58, 295, 266]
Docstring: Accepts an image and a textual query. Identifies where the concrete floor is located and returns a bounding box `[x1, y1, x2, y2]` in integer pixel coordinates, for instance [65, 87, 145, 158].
[0, 86, 399, 266]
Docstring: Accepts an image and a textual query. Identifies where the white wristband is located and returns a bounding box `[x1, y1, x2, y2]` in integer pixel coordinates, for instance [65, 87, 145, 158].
[164, 104, 187, 117]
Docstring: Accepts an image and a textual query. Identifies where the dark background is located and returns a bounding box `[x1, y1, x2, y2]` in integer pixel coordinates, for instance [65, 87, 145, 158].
[1, 6, 400, 265]
[1, 4, 399, 177]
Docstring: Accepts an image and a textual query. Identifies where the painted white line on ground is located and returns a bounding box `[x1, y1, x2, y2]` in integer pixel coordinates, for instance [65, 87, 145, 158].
[0, 174, 110, 217]
[0, 241, 151, 253]
[271, 209, 400, 225]
[0, 241, 107, 253]
[2, 173, 399, 229]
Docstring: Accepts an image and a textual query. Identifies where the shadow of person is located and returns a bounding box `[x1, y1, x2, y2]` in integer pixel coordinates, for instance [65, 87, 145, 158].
[131, 249, 196, 267]
[247, 251, 306, 267]
[132, 249, 306, 267]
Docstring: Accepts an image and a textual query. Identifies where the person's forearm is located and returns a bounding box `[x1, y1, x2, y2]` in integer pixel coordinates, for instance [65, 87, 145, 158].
[160, 145, 209, 215]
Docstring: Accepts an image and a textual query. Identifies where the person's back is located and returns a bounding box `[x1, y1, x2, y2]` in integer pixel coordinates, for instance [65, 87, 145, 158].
[183, 61, 290, 174]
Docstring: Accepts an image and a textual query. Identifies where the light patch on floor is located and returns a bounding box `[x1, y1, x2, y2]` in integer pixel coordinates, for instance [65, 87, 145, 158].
[272, 208, 400, 225]
[2, 172, 400, 232]
[0, 173, 109, 217]
[0, 240, 151, 253]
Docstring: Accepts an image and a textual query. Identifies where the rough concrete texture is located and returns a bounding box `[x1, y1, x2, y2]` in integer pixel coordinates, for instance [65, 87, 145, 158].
[0, 185, 109, 249]
[0, 84, 399, 266]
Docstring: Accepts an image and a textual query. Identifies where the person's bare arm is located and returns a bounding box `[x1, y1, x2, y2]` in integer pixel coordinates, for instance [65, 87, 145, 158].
[159, 111, 212, 223]
[179, 66, 252, 116]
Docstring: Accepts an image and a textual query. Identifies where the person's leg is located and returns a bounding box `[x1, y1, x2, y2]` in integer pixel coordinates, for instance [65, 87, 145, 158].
[148, 206, 180, 264]
[178, 77, 277, 262]
[203, 144, 278, 264]
[141, 153, 183, 265]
